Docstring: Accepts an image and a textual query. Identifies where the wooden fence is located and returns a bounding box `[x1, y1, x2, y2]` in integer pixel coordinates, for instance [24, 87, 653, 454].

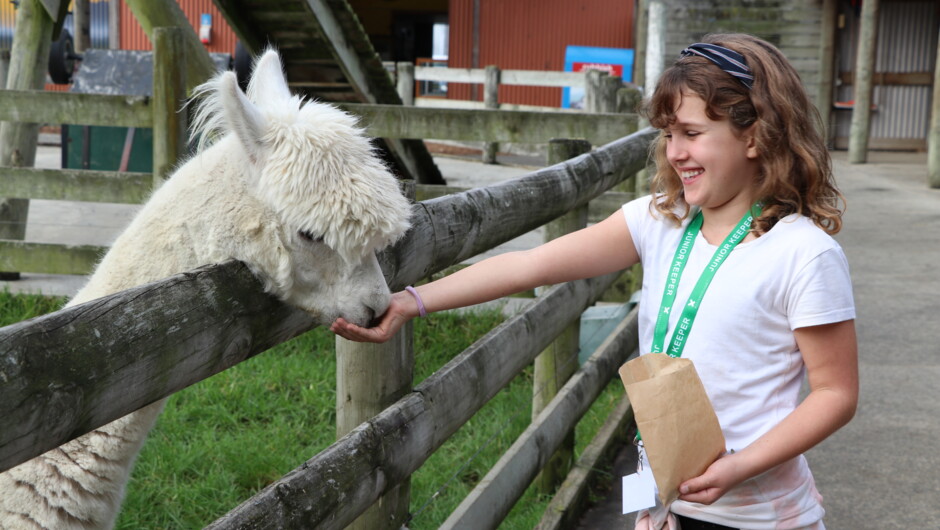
[390, 63, 633, 114]
[0, 100, 640, 276]
[390, 62, 639, 164]
[0, 33, 659, 528]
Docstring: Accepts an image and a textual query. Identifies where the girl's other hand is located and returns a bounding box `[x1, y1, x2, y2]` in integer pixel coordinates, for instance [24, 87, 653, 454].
[677, 452, 747, 505]
[330, 291, 415, 343]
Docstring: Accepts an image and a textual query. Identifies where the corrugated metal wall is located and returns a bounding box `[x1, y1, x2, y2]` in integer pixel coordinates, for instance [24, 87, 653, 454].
[1, 1, 234, 52]
[449, 0, 634, 107]
[62, 0, 112, 49]
[120, 0, 237, 54]
[835, 0, 938, 148]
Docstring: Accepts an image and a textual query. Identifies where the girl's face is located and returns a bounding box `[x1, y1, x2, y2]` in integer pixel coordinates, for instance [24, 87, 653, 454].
[664, 93, 760, 220]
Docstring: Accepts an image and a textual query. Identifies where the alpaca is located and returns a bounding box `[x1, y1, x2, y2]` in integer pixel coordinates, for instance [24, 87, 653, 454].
[0, 49, 412, 529]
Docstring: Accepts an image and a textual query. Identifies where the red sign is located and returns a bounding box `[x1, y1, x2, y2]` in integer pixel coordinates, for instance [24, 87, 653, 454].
[572, 62, 624, 77]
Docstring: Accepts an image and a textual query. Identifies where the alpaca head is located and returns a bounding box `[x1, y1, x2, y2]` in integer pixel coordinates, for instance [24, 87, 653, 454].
[190, 49, 412, 326]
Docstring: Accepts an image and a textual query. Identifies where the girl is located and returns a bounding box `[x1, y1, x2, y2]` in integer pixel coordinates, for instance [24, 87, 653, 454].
[332, 34, 858, 530]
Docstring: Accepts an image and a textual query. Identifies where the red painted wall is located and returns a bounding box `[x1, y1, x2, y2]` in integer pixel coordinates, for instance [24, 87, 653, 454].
[120, 0, 237, 54]
[448, 0, 634, 107]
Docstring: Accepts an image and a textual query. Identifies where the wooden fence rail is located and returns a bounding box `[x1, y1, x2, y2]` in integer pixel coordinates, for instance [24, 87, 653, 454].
[412, 66, 586, 87]
[342, 103, 636, 144]
[0, 91, 153, 128]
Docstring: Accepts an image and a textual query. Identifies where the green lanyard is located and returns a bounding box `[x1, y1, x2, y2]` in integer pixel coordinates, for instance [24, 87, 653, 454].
[650, 204, 762, 357]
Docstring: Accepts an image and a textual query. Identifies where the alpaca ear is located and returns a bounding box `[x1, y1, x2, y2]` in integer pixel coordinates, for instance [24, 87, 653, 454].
[247, 49, 292, 105]
[219, 71, 267, 164]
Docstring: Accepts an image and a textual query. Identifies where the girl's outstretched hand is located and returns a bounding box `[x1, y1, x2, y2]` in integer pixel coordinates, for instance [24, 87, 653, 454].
[330, 291, 415, 343]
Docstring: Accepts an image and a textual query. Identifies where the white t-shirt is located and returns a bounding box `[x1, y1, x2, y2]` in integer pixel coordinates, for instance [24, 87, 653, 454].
[623, 196, 855, 529]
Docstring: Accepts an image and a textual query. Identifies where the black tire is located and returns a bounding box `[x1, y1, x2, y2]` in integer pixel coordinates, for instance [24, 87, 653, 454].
[234, 40, 252, 90]
[48, 28, 75, 84]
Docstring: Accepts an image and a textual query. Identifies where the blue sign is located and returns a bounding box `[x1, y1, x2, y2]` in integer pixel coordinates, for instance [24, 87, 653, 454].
[562, 46, 634, 109]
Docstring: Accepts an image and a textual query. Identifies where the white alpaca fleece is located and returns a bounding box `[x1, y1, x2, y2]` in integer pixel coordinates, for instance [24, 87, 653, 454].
[0, 49, 412, 530]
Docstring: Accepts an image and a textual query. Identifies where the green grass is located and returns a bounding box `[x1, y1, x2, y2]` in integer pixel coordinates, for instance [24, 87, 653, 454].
[1, 291, 623, 529]
[0, 288, 66, 326]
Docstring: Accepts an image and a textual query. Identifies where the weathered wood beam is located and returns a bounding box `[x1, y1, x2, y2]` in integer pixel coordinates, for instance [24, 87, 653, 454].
[0, 90, 153, 128]
[383, 128, 656, 285]
[206, 272, 622, 530]
[0, 240, 102, 276]
[0, 261, 315, 474]
[341, 103, 638, 145]
[0, 167, 151, 204]
[416, 185, 634, 224]
[443, 309, 640, 529]
[0, 127, 657, 476]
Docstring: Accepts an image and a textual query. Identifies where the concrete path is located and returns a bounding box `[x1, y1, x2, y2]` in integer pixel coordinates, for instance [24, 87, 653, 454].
[807, 151, 939, 529]
[4, 146, 938, 528]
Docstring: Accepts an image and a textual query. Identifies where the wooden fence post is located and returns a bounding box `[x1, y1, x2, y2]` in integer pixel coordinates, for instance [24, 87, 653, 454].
[848, 0, 879, 164]
[73, 0, 91, 53]
[929, 25, 940, 188]
[335, 324, 414, 529]
[817, 0, 838, 145]
[584, 69, 602, 113]
[532, 138, 591, 495]
[617, 85, 643, 115]
[613, 83, 643, 207]
[483, 64, 500, 164]
[633, 0, 648, 91]
[334, 181, 415, 530]
[602, 75, 621, 113]
[108, 0, 121, 49]
[152, 27, 187, 186]
[0, 50, 9, 88]
[396, 61, 415, 106]
[636, 0, 666, 197]
[0, 0, 57, 279]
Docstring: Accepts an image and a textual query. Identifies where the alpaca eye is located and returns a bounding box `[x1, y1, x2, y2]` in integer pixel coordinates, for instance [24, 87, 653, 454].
[298, 230, 324, 244]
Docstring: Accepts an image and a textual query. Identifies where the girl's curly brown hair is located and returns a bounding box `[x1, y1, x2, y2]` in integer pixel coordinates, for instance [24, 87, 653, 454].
[643, 33, 844, 235]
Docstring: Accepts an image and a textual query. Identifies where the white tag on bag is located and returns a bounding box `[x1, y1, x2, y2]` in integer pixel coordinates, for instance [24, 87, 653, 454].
[622, 467, 657, 514]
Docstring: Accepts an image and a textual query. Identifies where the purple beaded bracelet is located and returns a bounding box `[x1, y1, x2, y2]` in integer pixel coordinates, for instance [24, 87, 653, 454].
[404, 286, 427, 317]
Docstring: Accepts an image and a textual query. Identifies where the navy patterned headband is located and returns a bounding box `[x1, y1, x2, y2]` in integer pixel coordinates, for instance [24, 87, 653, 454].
[679, 43, 754, 90]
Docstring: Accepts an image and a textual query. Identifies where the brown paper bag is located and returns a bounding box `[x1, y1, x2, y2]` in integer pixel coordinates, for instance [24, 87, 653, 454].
[619, 353, 725, 506]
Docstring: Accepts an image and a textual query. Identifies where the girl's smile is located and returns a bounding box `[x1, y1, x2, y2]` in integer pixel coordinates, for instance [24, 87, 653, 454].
[665, 93, 760, 229]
